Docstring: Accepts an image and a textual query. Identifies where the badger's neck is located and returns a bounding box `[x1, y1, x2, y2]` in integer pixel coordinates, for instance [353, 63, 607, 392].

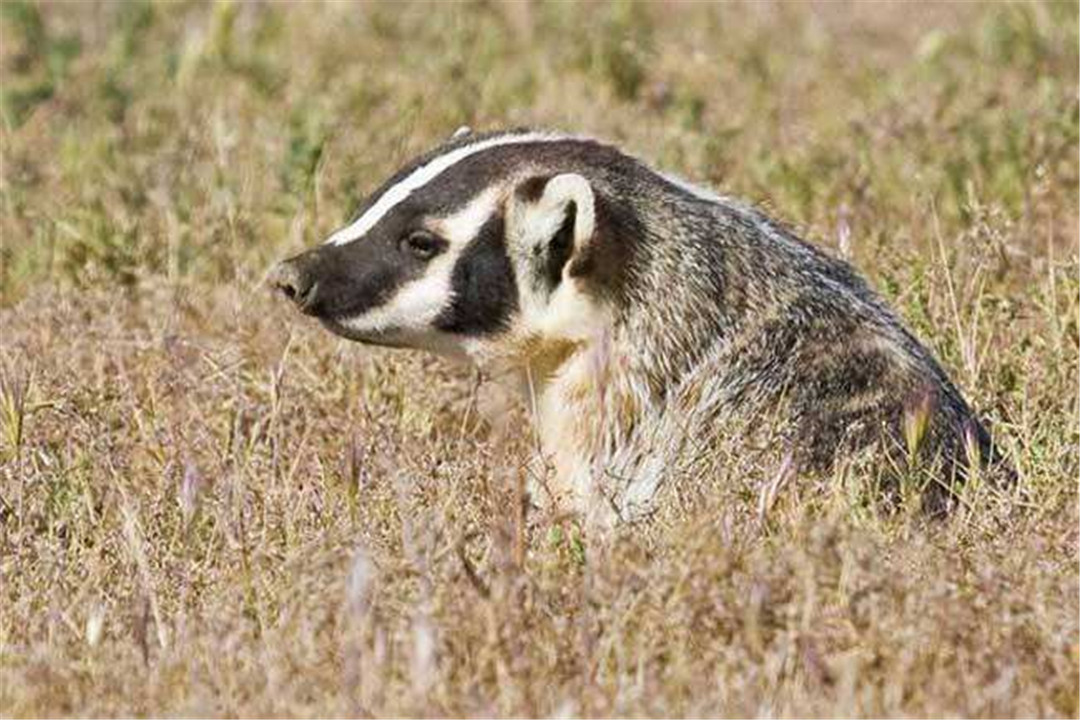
[491, 193, 810, 518]
[517, 330, 645, 518]
[512, 293, 747, 518]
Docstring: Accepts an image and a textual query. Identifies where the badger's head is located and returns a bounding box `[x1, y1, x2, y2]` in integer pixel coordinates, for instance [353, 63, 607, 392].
[270, 129, 640, 364]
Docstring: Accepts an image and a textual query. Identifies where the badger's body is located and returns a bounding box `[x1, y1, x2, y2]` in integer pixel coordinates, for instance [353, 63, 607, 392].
[271, 129, 1009, 524]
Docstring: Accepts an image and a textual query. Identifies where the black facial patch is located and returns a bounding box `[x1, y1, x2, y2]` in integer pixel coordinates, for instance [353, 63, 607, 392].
[434, 214, 519, 335]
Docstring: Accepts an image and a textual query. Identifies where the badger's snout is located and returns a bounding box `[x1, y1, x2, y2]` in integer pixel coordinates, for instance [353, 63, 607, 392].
[269, 241, 410, 330]
[269, 252, 322, 315]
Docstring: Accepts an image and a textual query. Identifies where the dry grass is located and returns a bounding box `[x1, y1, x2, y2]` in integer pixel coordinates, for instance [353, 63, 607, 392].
[1, 1, 1078, 717]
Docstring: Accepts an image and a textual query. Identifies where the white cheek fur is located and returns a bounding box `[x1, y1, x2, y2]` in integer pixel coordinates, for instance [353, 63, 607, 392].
[539, 280, 610, 342]
[341, 254, 457, 334]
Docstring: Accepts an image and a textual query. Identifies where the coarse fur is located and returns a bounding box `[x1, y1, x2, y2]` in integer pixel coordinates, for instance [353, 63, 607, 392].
[271, 128, 1012, 526]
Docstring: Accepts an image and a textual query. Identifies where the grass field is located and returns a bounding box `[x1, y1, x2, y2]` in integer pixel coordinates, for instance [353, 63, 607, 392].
[1, 1, 1078, 717]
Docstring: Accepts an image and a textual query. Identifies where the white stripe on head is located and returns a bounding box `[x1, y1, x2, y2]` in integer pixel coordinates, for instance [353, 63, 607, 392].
[326, 131, 571, 246]
[428, 186, 502, 245]
[339, 190, 502, 334]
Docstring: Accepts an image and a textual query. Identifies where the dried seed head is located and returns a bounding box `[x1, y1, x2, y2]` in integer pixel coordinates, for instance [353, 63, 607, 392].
[903, 388, 935, 458]
[837, 203, 853, 261]
[411, 615, 437, 697]
[179, 457, 204, 524]
[346, 548, 374, 616]
[86, 606, 105, 647]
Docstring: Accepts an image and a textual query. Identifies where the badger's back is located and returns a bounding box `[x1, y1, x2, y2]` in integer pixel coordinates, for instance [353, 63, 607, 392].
[604, 179, 1011, 516]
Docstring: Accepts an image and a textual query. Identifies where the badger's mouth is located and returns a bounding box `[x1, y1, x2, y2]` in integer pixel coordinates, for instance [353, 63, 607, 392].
[316, 317, 413, 349]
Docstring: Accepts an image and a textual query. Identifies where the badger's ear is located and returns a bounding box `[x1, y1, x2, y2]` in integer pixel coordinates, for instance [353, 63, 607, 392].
[519, 173, 597, 282]
[450, 125, 473, 140]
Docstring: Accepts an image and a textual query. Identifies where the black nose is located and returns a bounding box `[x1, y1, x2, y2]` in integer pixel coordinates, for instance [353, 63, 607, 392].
[269, 255, 319, 313]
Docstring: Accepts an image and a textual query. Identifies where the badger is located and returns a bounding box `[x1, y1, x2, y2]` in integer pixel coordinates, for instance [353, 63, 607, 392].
[270, 128, 1010, 525]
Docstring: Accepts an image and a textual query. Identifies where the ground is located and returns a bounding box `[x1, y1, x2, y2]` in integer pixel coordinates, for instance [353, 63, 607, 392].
[1, 1, 1078, 717]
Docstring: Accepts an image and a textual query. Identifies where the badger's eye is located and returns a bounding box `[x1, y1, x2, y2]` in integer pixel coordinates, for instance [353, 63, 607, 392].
[400, 231, 444, 261]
